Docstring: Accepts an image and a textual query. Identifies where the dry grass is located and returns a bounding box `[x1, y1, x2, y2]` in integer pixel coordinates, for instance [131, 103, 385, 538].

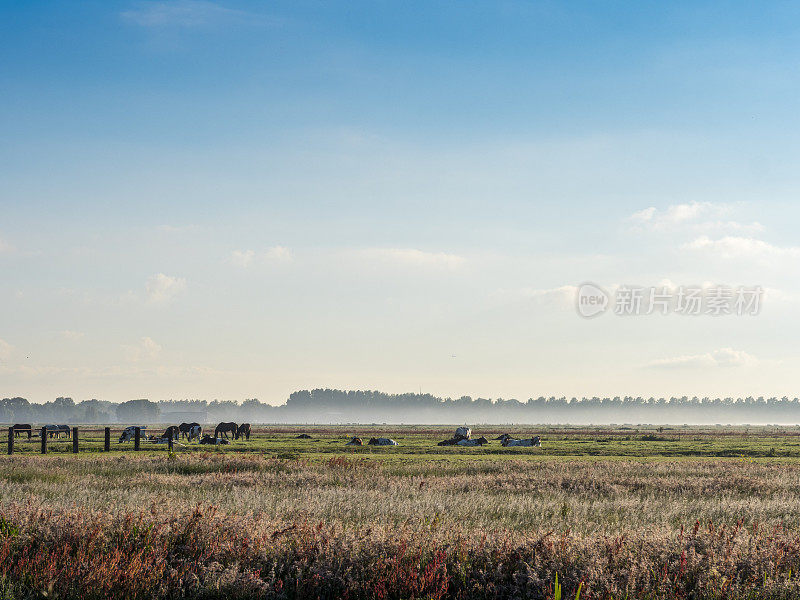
[2, 454, 800, 598]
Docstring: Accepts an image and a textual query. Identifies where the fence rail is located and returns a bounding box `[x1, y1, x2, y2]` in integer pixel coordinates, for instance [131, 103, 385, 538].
[5, 426, 176, 455]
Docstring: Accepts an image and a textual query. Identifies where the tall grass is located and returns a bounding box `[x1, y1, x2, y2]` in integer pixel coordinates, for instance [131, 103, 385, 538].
[2, 454, 800, 598]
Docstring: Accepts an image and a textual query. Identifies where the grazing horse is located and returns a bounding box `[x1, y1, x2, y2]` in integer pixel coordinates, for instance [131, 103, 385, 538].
[236, 423, 251, 441]
[160, 425, 180, 441]
[214, 422, 238, 439]
[11, 424, 32, 439]
[44, 425, 71, 439]
[367, 437, 398, 446]
[179, 422, 200, 440]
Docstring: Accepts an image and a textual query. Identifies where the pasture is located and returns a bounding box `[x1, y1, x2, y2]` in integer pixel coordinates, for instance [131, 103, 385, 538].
[2, 425, 800, 599]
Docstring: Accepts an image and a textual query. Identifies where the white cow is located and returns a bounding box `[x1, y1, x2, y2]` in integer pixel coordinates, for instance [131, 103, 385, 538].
[188, 425, 202, 441]
[367, 437, 398, 446]
[455, 426, 471, 440]
[118, 426, 148, 443]
[456, 436, 489, 446]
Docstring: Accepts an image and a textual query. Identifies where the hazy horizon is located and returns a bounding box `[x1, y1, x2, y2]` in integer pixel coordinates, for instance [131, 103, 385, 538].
[3, 2, 800, 403]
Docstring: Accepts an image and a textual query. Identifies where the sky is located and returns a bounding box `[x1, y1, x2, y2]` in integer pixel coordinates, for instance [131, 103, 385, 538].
[2, 0, 800, 404]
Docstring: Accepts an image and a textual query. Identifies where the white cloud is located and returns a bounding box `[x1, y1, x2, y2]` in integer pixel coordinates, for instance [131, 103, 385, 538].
[263, 245, 292, 262]
[683, 236, 800, 260]
[122, 0, 240, 27]
[645, 347, 758, 369]
[627, 202, 761, 235]
[0, 339, 12, 361]
[231, 249, 256, 267]
[357, 248, 465, 269]
[145, 273, 187, 305]
[123, 337, 162, 362]
[231, 246, 292, 267]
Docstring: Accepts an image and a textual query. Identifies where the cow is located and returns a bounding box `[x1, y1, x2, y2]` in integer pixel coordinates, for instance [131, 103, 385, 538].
[296, 433, 312, 439]
[236, 423, 251, 441]
[187, 424, 202, 441]
[179, 422, 200, 440]
[199, 434, 229, 445]
[456, 436, 489, 446]
[455, 426, 471, 440]
[367, 437, 398, 446]
[345, 437, 363, 445]
[11, 424, 32, 439]
[118, 426, 148, 443]
[214, 422, 238, 439]
[501, 436, 541, 447]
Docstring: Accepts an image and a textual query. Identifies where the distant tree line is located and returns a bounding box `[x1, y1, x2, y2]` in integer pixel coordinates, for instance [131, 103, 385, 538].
[4, 391, 800, 424]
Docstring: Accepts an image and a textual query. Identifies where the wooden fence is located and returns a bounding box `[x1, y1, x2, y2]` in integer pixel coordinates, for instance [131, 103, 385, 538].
[6, 427, 174, 455]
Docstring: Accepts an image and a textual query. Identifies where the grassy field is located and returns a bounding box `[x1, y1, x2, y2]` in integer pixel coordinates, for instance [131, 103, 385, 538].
[8, 424, 800, 459]
[2, 426, 800, 599]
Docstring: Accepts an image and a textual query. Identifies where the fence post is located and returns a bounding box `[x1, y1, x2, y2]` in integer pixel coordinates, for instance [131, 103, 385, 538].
[104, 427, 110, 452]
[134, 427, 140, 451]
[72, 427, 78, 453]
[40, 427, 47, 454]
[7, 427, 13, 455]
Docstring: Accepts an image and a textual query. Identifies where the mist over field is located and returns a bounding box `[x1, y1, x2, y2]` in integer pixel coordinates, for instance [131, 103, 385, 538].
[5, 390, 800, 425]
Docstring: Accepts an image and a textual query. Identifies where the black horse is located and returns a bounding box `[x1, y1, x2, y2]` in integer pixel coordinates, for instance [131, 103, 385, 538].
[11, 424, 32, 439]
[236, 423, 251, 441]
[214, 422, 237, 439]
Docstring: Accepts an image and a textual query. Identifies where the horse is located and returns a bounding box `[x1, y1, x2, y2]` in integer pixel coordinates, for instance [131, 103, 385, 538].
[188, 424, 202, 441]
[160, 425, 180, 441]
[236, 423, 251, 441]
[179, 422, 200, 440]
[214, 422, 237, 439]
[367, 437, 398, 446]
[11, 424, 32, 439]
[44, 425, 71, 439]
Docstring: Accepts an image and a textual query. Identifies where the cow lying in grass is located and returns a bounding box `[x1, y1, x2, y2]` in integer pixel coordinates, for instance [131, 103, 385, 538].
[199, 434, 229, 445]
[456, 436, 489, 446]
[345, 437, 363, 445]
[367, 437, 398, 446]
[499, 434, 541, 447]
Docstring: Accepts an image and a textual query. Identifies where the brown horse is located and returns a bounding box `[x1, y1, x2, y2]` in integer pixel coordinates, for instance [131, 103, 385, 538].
[236, 423, 251, 441]
[160, 425, 180, 441]
[214, 422, 237, 439]
[11, 424, 32, 439]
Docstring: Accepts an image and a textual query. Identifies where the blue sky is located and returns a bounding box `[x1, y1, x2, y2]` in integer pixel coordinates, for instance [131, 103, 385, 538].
[2, 1, 800, 403]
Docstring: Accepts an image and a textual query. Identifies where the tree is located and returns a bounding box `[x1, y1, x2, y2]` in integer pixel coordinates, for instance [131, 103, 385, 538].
[116, 399, 160, 423]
